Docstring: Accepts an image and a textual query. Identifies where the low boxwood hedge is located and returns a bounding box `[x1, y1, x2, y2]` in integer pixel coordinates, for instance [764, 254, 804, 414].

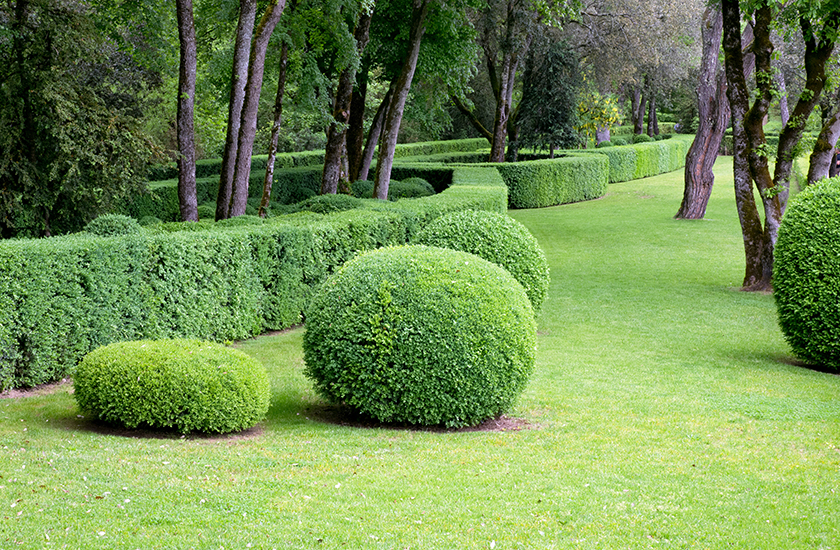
[0, 166, 507, 389]
[302, 245, 536, 428]
[774, 176, 840, 370]
[73, 339, 270, 433]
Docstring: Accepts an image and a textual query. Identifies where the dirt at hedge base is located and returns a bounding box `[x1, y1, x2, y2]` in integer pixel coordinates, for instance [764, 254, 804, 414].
[0, 378, 73, 399]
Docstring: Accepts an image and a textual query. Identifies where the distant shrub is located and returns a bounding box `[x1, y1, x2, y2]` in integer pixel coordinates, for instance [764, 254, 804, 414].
[596, 140, 613, 148]
[138, 216, 162, 226]
[774, 177, 840, 370]
[73, 339, 270, 434]
[413, 210, 549, 311]
[197, 204, 216, 220]
[303, 245, 536, 428]
[351, 179, 434, 201]
[351, 180, 374, 199]
[289, 194, 366, 214]
[632, 134, 654, 144]
[216, 215, 265, 228]
[612, 137, 628, 146]
[84, 214, 142, 237]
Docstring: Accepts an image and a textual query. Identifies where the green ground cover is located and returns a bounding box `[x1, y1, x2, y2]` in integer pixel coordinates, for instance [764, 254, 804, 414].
[1, 156, 839, 549]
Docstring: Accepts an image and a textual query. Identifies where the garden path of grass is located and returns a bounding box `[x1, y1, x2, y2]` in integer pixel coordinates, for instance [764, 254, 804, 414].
[1, 156, 839, 549]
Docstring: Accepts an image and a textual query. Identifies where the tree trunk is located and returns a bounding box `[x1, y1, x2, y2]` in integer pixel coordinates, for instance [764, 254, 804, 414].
[677, 13, 755, 220]
[373, 0, 429, 200]
[258, 42, 289, 218]
[321, 9, 372, 195]
[773, 14, 838, 209]
[488, 53, 518, 162]
[347, 59, 370, 184]
[676, 6, 727, 220]
[228, 0, 286, 218]
[647, 93, 659, 136]
[630, 86, 642, 134]
[216, 0, 256, 221]
[451, 94, 493, 143]
[775, 70, 790, 126]
[721, 0, 775, 291]
[634, 82, 647, 135]
[176, 0, 198, 222]
[357, 84, 393, 183]
[807, 108, 840, 183]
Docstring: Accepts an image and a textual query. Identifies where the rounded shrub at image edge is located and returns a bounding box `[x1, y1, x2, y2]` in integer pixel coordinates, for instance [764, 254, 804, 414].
[774, 176, 840, 370]
[412, 210, 550, 311]
[84, 214, 142, 237]
[73, 339, 271, 433]
[303, 245, 537, 428]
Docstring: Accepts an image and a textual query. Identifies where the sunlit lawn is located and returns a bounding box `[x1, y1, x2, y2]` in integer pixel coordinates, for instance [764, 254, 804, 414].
[1, 156, 838, 549]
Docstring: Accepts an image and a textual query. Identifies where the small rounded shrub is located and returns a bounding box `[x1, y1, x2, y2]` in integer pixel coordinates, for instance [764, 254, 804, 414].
[351, 180, 374, 199]
[632, 133, 654, 144]
[216, 214, 265, 227]
[74, 339, 270, 433]
[84, 214, 142, 237]
[596, 140, 613, 148]
[138, 215, 162, 226]
[774, 176, 840, 370]
[412, 210, 550, 311]
[290, 193, 365, 214]
[303, 245, 536, 428]
[612, 137, 628, 146]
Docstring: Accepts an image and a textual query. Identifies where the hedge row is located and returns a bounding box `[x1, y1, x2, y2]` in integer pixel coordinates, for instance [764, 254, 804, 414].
[577, 135, 691, 183]
[0, 166, 507, 390]
[611, 123, 677, 136]
[146, 138, 488, 182]
[492, 154, 609, 209]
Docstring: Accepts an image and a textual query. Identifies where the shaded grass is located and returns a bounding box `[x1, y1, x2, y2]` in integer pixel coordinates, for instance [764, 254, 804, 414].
[2, 156, 839, 549]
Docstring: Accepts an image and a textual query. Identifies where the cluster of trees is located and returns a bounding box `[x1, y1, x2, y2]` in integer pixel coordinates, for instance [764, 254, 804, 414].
[2, 0, 706, 237]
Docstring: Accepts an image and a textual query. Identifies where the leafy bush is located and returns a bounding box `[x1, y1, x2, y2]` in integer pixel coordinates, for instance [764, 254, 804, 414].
[774, 177, 840, 370]
[412, 210, 549, 311]
[197, 204, 216, 220]
[351, 180, 374, 198]
[596, 140, 613, 148]
[303, 245, 536, 428]
[612, 137, 628, 146]
[494, 154, 608, 208]
[139, 215, 162, 226]
[84, 214, 142, 237]
[632, 134, 654, 144]
[288, 194, 366, 214]
[73, 339, 270, 433]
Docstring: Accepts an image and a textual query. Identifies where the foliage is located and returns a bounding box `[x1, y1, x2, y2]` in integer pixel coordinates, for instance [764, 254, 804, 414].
[612, 137, 628, 146]
[774, 176, 840, 370]
[412, 210, 550, 310]
[494, 155, 609, 208]
[596, 140, 613, 148]
[84, 214, 143, 237]
[518, 39, 583, 152]
[576, 89, 623, 145]
[302, 245, 536, 428]
[633, 133, 655, 143]
[0, 0, 160, 238]
[0, 165, 507, 389]
[73, 339, 270, 433]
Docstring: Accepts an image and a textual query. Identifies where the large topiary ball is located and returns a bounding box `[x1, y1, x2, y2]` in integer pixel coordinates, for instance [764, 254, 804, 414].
[74, 339, 270, 433]
[774, 176, 840, 370]
[84, 214, 142, 237]
[412, 210, 550, 311]
[303, 245, 536, 428]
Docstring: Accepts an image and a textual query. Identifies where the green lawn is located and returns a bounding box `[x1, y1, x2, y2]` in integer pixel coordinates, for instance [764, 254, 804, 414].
[2, 156, 839, 549]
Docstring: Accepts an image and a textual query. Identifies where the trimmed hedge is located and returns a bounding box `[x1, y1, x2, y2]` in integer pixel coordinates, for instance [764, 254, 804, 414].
[0, 166, 507, 389]
[577, 135, 690, 183]
[413, 210, 550, 311]
[494, 154, 609, 209]
[774, 176, 840, 370]
[74, 339, 270, 433]
[302, 245, 536, 428]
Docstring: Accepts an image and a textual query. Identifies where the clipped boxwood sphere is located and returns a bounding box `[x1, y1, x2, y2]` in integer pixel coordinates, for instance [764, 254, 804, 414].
[412, 210, 550, 311]
[774, 177, 840, 370]
[74, 339, 270, 433]
[303, 245, 536, 428]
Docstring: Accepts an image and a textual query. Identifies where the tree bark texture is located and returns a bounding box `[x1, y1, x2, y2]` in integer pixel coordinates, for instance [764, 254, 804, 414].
[321, 9, 372, 195]
[773, 13, 839, 208]
[373, 0, 429, 200]
[216, 0, 256, 221]
[633, 82, 647, 135]
[807, 107, 840, 183]
[258, 42, 289, 218]
[228, 0, 286, 218]
[646, 93, 658, 136]
[676, 6, 727, 220]
[176, 0, 198, 222]
[358, 84, 393, 183]
[721, 0, 774, 291]
[346, 59, 370, 184]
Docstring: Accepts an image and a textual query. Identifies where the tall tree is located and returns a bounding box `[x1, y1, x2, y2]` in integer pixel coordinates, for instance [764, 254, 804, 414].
[373, 0, 431, 199]
[215, 0, 257, 221]
[226, 0, 287, 218]
[0, 0, 158, 238]
[721, 0, 840, 290]
[807, 86, 840, 183]
[176, 0, 198, 222]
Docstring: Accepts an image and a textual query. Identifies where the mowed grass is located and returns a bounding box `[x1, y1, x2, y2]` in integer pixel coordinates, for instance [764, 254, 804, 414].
[2, 156, 839, 549]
